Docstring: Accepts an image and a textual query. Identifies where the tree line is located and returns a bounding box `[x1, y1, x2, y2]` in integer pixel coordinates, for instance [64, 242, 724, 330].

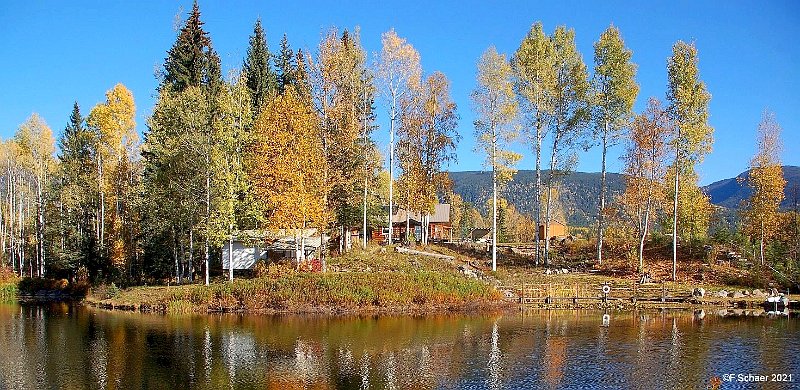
[473, 22, 792, 280]
[2, 4, 794, 284]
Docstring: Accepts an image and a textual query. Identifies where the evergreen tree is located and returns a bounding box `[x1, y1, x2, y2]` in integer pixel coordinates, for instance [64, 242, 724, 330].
[243, 19, 276, 116]
[161, 1, 221, 92]
[274, 34, 296, 94]
[51, 102, 99, 277]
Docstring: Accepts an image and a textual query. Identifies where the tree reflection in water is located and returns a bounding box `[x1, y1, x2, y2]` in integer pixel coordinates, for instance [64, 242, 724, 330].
[0, 303, 797, 389]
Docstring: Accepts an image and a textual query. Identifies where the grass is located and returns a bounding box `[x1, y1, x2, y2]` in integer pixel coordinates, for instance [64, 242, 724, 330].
[91, 246, 502, 314]
[0, 282, 17, 302]
[88, 242, 786, 315]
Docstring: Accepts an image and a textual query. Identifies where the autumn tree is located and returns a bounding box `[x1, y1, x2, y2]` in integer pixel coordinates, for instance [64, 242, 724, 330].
[592, 25, 638, 265]
[472, 46, 520, 271]
[310, 28, 380, 252]
[396, 72, 460, 245]
[11, 114, 56, 277]
[512, 21, 556, 264]
[744, 111, 786, 265]
[246, 88, 328, 265]
[543, 25, 590, 265]
[87, 84, 140, 278]
[243, 18, 276, 118]
[666, 41, 713, 280]
[376, 29, 421, 245]
[621, 98, 670, 271]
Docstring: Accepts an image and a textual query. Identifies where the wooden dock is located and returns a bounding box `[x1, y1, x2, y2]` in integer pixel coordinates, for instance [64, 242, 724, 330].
[497, 281, 694, 307]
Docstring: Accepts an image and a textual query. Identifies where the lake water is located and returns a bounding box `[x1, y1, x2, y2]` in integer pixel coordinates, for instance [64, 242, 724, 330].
[0, 303, 798, 389]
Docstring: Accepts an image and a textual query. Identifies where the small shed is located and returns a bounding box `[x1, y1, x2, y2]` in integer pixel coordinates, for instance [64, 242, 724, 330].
[222, 230, 268, 271]
[222, 229, 328, 270]
[538, 220, 567, 241]
[470, 228, 491, 242]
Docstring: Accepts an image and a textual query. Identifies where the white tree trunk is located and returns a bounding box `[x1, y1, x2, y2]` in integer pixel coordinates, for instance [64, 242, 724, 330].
[597, 122, 608, 265]
[672, 142, 680, 281]
[388, 100, 396, 245]
[492, 140, 497, 272]
[228, 224, 233, 282]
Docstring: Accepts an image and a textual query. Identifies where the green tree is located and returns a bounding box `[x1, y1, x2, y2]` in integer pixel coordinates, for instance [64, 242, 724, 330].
[472, 46, 521, 271]
[274, 34, 297, 95]
[543, 25, 590, 265]
[243, 18, 277, 118]
[592, 25, 639, 265]
[161, 1, 221, 92]
[512, 21, 556, 265]
[666, 41, 713, 280]
[51, 102, 99, 277]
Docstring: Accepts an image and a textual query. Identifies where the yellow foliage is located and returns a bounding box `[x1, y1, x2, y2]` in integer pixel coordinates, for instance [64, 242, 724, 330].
[248, 89, 329, 231]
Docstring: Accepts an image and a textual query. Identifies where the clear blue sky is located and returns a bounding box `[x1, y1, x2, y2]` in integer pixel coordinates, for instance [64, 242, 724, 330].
[1, 1, 798, 185]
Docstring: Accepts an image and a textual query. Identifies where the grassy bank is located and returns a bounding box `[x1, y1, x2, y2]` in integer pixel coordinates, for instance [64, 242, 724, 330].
[88, 247, 503, 314]
[0, 282, 16, 302]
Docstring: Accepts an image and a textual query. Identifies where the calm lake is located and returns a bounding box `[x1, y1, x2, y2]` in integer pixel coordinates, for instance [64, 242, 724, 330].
[0, 303, 798, 389]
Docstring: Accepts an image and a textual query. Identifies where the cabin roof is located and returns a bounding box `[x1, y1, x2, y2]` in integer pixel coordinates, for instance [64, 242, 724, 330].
[388, 204, 451, 224]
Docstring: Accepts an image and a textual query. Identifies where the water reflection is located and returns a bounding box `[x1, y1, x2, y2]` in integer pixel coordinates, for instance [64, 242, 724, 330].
[0, 303, 798, 389]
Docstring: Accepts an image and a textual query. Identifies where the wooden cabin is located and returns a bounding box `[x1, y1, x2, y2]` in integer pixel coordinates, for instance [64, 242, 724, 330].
[373, 204, 452, 243]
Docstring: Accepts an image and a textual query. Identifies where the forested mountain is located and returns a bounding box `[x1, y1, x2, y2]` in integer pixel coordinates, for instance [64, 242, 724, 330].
[449, 170, 626, 227]
[703, 165, 800, 209]
[449, 165, 800, 227]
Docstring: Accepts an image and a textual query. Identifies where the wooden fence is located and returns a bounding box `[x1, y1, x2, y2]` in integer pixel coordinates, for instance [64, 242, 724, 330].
[497, 281, 693, 305]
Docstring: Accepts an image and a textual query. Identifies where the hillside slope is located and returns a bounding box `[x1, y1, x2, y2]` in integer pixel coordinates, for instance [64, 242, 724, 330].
[449, 170, 625, 227]
[449, 166, 800, 228]
[703, 165, 800, 209]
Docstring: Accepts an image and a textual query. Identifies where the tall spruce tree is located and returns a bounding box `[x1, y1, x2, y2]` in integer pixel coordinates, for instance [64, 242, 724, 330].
[52, 102, 99, 276]
[161, 1, 220, 92]
[275, 34, 296, 94]
[244, 18, 276, 116]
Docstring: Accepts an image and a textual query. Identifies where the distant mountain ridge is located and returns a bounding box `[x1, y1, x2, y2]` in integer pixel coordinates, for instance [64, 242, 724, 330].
[703, 165, 800, 209]
[448, 165, 800, 227]
[448, 170, 626, 227]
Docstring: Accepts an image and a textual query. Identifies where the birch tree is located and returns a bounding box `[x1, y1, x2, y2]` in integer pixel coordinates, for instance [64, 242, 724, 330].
[621, 98, 670, 271]
[376, 29, 421, 245]
[592, 25, 638, 265]
[87, 84, 139, 276]
[397, 72, 460, 245]
[512, 22, 556, 265]
[246, 88, 328, 266]
[666, 41, 713, 281]
[543, 26, 590, 265]
[744, 110, 785, 266]
[12, 114, 55, 277]
[472, 46, 520, 271]
[311, 28, 379, 253]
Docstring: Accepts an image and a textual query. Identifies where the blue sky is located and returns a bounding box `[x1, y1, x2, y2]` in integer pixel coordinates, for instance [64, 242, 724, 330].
[1, 1, 797, 185]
